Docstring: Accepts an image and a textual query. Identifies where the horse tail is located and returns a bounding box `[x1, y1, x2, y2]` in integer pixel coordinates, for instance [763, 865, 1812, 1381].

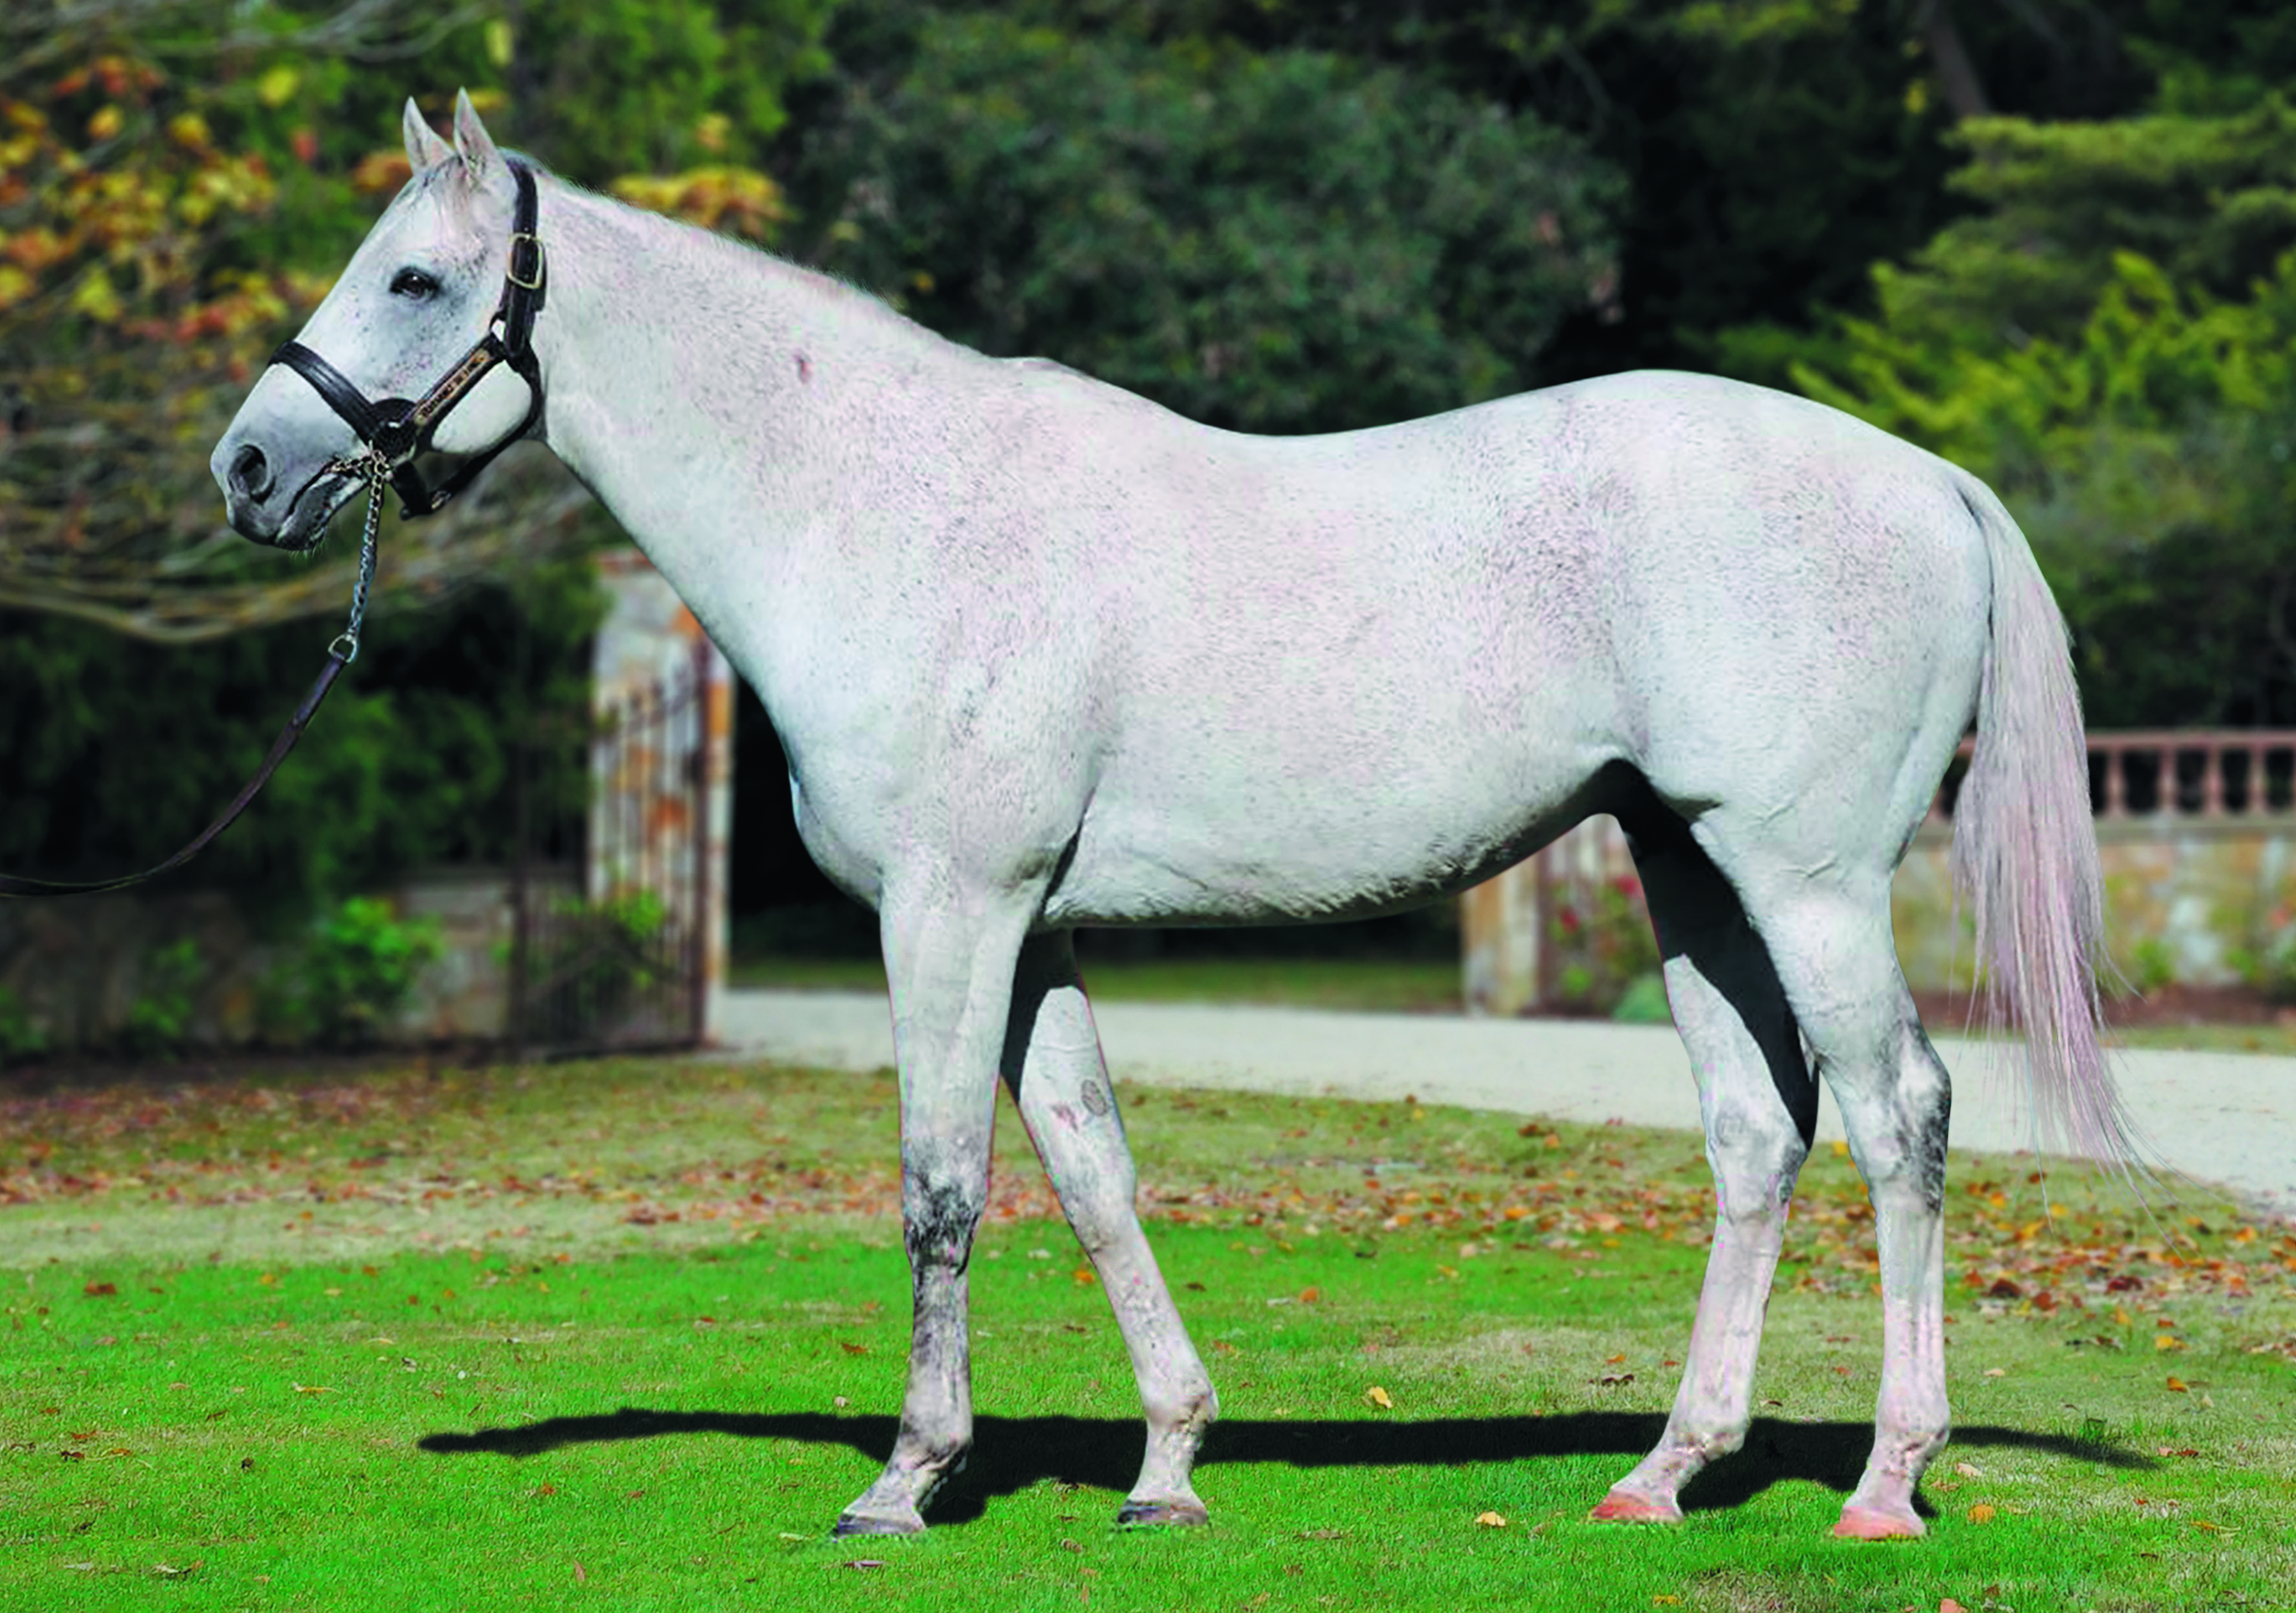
[1948, 470, 2143, 1176]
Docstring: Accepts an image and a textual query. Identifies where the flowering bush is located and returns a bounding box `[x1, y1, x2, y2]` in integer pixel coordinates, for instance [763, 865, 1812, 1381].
[1548, 873, 1661, 1016]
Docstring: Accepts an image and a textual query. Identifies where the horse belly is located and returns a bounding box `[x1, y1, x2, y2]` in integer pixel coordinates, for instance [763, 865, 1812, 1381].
[1042, 724, 1611, 928]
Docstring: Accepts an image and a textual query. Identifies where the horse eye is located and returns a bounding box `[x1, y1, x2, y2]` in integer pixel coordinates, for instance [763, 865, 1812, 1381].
[389, 267, 439, 300]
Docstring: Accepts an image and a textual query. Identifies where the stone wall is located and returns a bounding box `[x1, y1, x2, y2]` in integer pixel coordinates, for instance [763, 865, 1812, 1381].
[1466, 810, 2296, 1016]
[0, 866, 574, 1051]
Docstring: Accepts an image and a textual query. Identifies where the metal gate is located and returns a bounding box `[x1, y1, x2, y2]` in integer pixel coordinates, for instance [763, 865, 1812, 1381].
[508, 633, 712, 1058]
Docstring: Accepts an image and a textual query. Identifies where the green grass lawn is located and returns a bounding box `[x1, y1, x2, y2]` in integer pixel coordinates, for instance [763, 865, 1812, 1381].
[4, 1057, 2291, 1610]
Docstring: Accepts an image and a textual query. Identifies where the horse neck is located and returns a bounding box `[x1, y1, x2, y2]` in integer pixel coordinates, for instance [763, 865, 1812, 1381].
[529, 177, 968, 630]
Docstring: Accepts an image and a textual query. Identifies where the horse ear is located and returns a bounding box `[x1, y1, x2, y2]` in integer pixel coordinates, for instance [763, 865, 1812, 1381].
[402, 98, 453, 173]
[450, 87, 502, 182]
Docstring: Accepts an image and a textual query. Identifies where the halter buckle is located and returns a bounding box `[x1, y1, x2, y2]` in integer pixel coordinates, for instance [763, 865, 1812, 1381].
[506, 230, 545, 291]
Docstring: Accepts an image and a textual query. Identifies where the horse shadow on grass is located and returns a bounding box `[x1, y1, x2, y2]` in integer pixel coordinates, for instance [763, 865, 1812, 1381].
[418, 1409, 2153, 1526]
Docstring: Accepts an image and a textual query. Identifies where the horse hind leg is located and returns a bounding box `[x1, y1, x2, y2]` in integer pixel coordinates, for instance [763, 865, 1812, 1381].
[1688, 833, 1953, 1539]
[1001, 932, 1219, 1526]
[1593, 803, 1817, 1523]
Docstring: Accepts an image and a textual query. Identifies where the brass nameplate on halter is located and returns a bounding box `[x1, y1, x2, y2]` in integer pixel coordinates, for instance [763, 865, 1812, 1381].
[414, 343, 502, 429]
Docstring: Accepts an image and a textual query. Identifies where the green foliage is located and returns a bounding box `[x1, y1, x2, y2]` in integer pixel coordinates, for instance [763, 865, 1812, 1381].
[796, 8, 1623, 432]
[2125, 935, 2177, 997]
[1812, 95, 2296, 361]
[266, 895, 443, 1048]
[1609, 970, 1672, 1025]
[120, 937, 201, 1059]
[2229, 902, 2296, 1003]
[1776, 229, 2296, 725]
[0, 983, 46, 1067]
[528, 889, 672, 1034]
[1548, 875, 1662, 1017]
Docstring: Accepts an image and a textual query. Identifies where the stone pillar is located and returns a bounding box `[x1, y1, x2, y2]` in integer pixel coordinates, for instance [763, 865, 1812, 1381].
[591, 548, 735, 1044]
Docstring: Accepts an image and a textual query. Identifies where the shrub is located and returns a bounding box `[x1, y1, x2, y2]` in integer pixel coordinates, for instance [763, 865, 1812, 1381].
[0, 982, 46, 1068]
[121, 938, 202, 1059]
[266, 896, 443, 1048]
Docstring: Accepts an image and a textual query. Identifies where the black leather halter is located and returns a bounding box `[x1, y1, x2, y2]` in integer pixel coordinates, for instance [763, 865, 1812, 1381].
[269, 158, 547, 520]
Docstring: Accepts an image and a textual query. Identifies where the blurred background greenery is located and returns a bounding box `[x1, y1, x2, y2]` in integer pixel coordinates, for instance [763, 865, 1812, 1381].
[4, 0, 2294, 962]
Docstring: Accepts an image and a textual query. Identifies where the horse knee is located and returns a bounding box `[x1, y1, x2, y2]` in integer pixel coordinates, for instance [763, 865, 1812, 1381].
[1703, 1099, 1808, 1227]
[902, 1161, 986, 1273]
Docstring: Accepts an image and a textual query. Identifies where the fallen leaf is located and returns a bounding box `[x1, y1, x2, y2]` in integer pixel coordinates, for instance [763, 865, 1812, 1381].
[1060, 1538, 1084, 1553]
[83, 1282, 116, 1298]
[845, 1559, 886, 1570]
[2165, 1376, 2189, 1393]
[1605, 1353, 1627, 1365]
[1941, 1601, 1969, 1613]
[1597, 1372, 1636, 1386]
[2192, 1520, 2231, 1533]
[573, 1562, 586, 1584]
[1654, 1599, 1682, 1608]
[1298, 1529, 1348, 1541]
[1475, 1512, 1506, 1528]
[1297, 1287, 1321, 1304]
[2155, 1334, 2186, 1352]
[1954, 1461, 1982, 1478]
[1983, 1367, 2006, 1378]
[1967, 1504, 1996, 1524]
[290, 1384, 332, 1395]
[839, 1342, 869, 1357]
[2157, 1446, 2199, 1457]
[1365, 1385, 1393, 1409]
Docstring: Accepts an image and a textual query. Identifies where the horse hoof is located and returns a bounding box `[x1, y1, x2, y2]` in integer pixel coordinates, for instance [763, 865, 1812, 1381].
[1832, 1505, 1924, 1541]
[1116, 1498, 1209, 1528]
[833, 1510, 925, 1538]
[1589, 1489, 1681, 1524]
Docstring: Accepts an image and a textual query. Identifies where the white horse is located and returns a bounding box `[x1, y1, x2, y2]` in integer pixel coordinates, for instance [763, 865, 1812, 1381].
[214, 94, 2130, 1542]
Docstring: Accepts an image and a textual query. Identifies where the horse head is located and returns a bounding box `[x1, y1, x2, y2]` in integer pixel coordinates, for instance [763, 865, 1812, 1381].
[211, 92, 542, 551]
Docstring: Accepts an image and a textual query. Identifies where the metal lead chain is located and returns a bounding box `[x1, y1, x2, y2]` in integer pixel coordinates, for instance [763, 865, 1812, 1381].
[325, 447, 389, 665]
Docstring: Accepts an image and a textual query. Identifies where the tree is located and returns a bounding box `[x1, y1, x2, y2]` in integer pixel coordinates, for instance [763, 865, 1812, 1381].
[1773, 62, 2296, 727]
[0, 0, 835, 642]
[783, 9, 1624, 434]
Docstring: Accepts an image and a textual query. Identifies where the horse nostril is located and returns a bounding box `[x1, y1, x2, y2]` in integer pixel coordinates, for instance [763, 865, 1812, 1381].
[230, 444, 274, 504]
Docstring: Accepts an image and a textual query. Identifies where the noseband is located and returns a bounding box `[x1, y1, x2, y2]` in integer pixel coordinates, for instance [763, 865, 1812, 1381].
[269, 157, 547, 522]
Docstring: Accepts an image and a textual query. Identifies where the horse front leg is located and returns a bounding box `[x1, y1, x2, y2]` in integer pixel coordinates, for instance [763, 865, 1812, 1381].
[833, 886, 1034, 1538]
[1001, 932, 1218, 1527]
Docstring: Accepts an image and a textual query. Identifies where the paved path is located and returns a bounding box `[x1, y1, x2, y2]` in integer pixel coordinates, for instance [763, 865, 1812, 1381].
[716, 990, 2296, 1216]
